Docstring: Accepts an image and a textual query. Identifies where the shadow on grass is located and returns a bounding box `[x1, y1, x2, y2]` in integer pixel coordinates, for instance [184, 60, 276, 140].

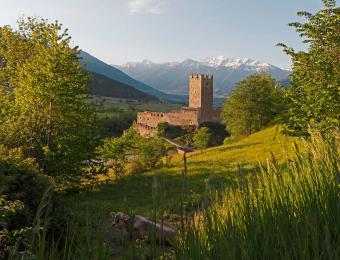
[61, 164, 260, 221]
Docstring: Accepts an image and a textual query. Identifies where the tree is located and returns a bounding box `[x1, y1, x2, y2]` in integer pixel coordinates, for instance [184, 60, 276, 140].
[137, 137, 166, 169]
[98, 128, 166, 175]
[99, 137, 128, 177]
[278, 1, 340, 137]
[200, 122, 229, 146]
[0, 18, 97, 176]
[193, 127, 212, 152]
[221, 73, 283, 138]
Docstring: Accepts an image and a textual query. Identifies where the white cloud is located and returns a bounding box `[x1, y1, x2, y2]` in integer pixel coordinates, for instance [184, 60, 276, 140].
[127, 0, 169, 14]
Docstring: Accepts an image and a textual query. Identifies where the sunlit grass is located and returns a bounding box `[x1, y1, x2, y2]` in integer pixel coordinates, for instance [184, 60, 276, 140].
[61, 126, 298, 220]
[31, 126, 339, 258]
[174, 130, 339, 259]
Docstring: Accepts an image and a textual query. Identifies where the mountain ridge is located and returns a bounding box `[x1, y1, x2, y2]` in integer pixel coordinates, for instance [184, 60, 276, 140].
[117, 56, 291, 97]
[88, 72, 159, 101]
[79, 51, 174, 100]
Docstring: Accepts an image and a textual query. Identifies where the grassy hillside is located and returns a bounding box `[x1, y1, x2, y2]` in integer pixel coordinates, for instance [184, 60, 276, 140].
[60, 126, 298, 219]
[176, 132, 339, 259]
[59, 126, 339, 259]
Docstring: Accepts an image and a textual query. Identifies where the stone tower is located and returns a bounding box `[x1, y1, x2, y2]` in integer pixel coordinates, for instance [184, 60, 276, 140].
[189, 74, 213, 110]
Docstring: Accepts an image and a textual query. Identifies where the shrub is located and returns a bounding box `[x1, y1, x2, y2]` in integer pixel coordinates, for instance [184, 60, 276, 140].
[157, 122, 190, 139]
[200, 122, 229, 146]
[193, 127, 212, 151]
[0, 145, 53, 258]
[174, 133, 194, 147]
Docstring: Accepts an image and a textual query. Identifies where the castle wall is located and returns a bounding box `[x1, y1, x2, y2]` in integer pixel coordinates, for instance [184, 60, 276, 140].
[198, 107, 221, 125]
[137, 111, 167, 128]
[135, 74, 221, 136]
[167, 108, 200, 126]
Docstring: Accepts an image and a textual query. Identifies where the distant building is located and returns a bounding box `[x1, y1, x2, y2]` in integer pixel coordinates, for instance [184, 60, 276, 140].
[135, 74, 221, 136]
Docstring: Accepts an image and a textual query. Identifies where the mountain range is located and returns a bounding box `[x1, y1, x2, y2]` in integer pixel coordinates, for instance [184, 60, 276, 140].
[79, 51, 181, 102]
[117, 57, 291, 97]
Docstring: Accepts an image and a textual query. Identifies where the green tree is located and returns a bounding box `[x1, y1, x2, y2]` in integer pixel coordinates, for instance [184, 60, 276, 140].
[99, 137, 128, 177]
[137, 137, 166, 169]
[221, 73, 283, 138]
[0, 18, 96, 176]
[193, 127, 212, 152]
[278, 0, 340, 137]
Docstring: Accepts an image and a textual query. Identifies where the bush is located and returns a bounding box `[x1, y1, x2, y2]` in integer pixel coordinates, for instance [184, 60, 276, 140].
[193, 127, 212, 151]
[157, 122, 191, 139]
[200, 122, 229, 146]
[0, 145, 53, 258]
[223, 136, 236, 145]
[136, 137, 166, 170]
[174, 133, 194, 147]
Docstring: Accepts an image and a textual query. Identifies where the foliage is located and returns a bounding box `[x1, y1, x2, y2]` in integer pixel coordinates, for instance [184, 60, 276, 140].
[174, 133, 194, 147]
[221, 73, 284, 138]
[0, 145, 52, 259]
[175, 131, 339, 259]
[59, 126, 298, 258]
[157, 122, 190, 139]
[0, 17, 97, 177]
[199, 122, 229, 146]
[193, 127, 212, 151]
[99, 127, 166, 176]
[278, 1, 340, 137]
[97, 110, 136, 137]
[136, 137, 166, 170]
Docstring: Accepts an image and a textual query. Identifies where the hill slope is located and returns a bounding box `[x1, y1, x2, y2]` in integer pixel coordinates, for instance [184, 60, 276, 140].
[80, 51, 185, 102]
[63, 126, 298, 217]
[88, 72, 158, 101]
[117, 57, 291, 97]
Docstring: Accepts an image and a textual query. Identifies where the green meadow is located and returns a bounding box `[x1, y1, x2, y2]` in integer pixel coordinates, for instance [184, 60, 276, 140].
[61, 126, 298, 220]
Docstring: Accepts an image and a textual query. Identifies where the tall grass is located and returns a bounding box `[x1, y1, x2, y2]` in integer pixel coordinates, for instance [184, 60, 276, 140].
[8, 187, 112, 260]
[174, 131, 339, 259]
[9, 131, 338, 259]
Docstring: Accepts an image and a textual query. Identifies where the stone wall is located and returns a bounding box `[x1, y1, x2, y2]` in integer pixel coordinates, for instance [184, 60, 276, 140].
[167, 107, 200, 126]
[135, 122, 158, 136]
[189, 74, 213, 111]
[137, 111, 167, 127]
[136, 108, 201, 136]
[199, 107, 221, 124]
[135, 74, 220, 136]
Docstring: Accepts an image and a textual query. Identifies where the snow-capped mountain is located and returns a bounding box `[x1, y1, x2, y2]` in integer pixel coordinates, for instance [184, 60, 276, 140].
[201, 56, 271, 70]
[117, 56, 291, 97]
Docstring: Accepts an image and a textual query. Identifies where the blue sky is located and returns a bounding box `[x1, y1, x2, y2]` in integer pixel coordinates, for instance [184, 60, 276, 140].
[0, 0, 324, 68]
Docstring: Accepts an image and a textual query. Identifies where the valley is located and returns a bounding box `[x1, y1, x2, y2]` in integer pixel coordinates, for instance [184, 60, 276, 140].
[1, 2, 338, 259]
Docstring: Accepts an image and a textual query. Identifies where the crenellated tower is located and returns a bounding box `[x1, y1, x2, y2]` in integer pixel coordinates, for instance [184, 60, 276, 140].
[189, 74, 213, 110]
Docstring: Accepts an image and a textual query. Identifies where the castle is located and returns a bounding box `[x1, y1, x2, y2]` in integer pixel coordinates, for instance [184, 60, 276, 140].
[136, 74, 221, 136]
